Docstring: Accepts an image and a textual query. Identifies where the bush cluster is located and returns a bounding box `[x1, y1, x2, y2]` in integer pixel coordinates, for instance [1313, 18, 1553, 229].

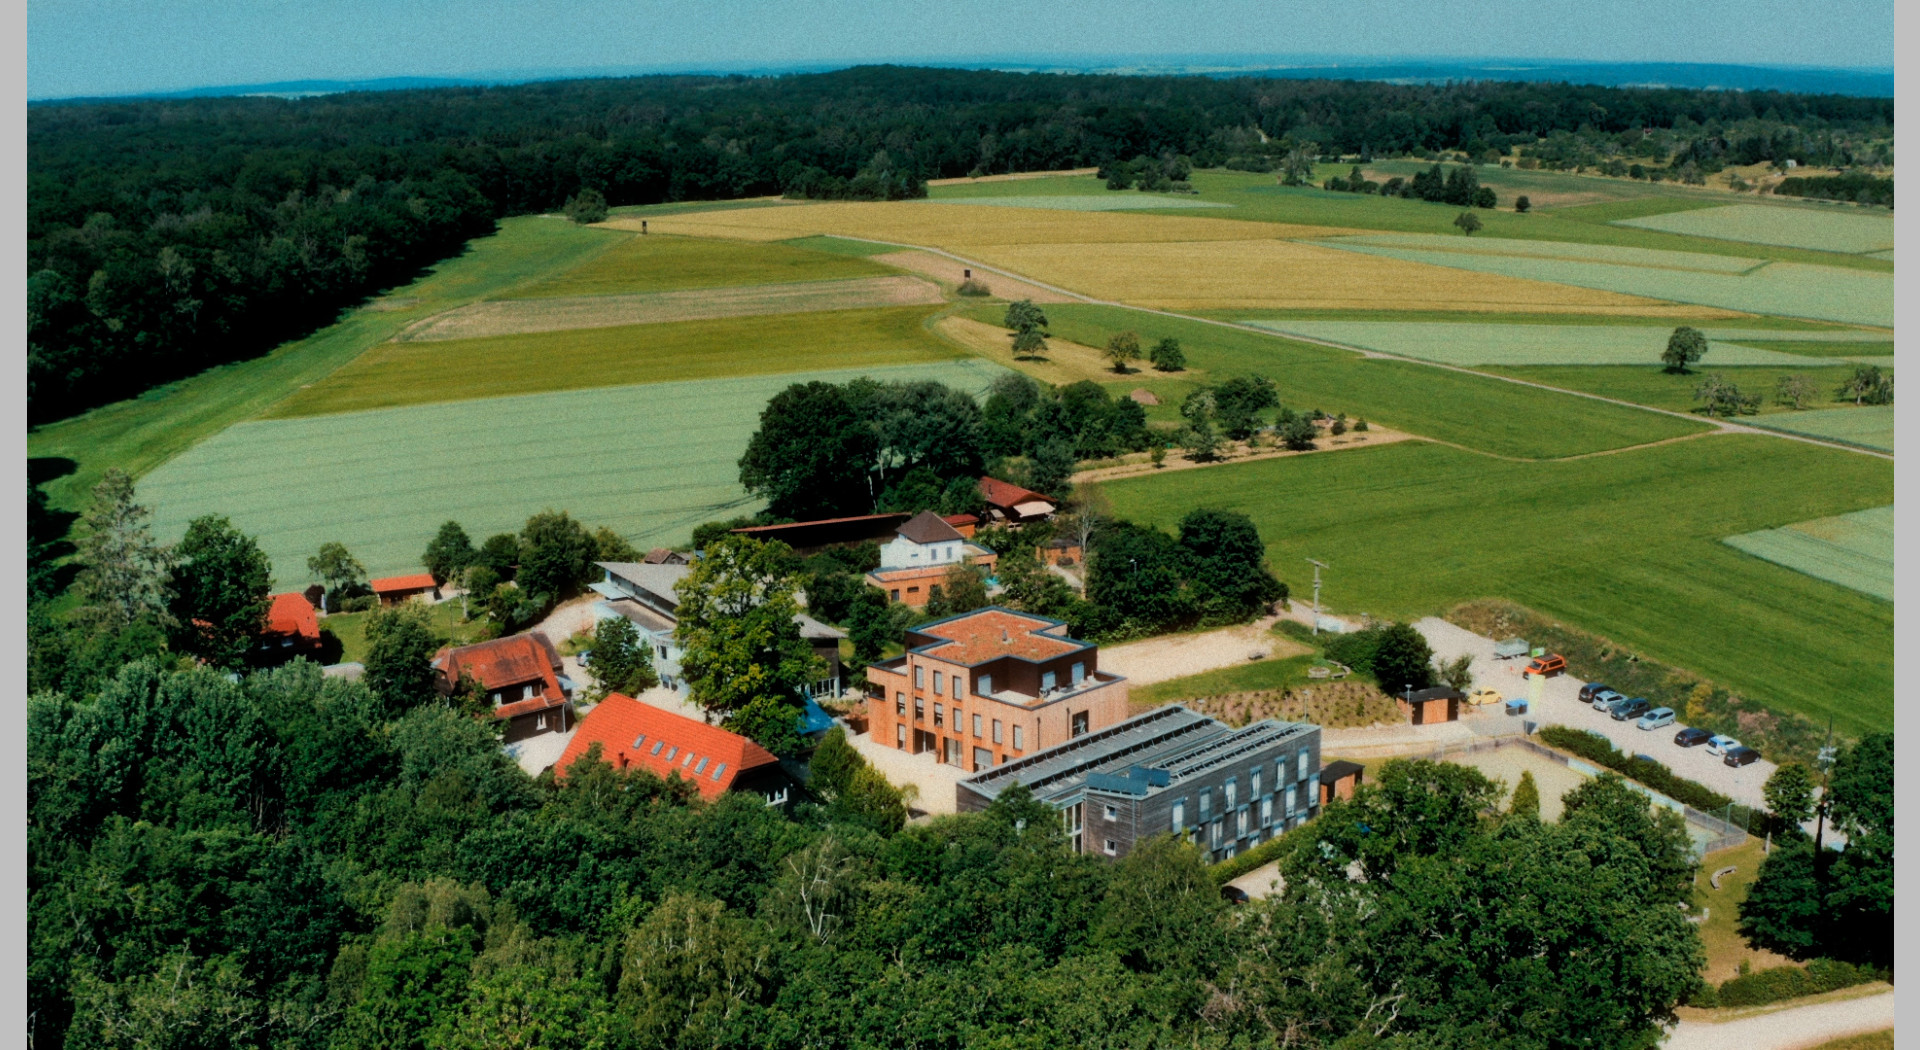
[1686, 958, 1886, 1008]
[1773, 172, 1893, 207]
[1535, 725, 1755, 825]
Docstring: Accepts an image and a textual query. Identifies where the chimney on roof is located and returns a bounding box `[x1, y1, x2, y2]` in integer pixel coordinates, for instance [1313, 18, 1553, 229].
[1002, 628, 1009, 643]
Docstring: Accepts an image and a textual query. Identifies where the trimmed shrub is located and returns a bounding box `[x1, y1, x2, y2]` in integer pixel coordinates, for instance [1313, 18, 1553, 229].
[1536, 725, 1757, 824]
[1705, 959, 1886, 1008]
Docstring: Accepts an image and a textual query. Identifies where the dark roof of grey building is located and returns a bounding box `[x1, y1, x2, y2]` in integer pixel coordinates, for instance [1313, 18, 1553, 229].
[1408, 686, 1465, 703]
[959, 704, 1320, 806]
[895, 510, 965, 545]
[598, 561, 693, 603]
[1321, 759, 1365, 782]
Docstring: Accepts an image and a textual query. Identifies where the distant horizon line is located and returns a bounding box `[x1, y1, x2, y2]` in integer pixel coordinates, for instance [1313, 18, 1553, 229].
[30, 53, 1896, 104]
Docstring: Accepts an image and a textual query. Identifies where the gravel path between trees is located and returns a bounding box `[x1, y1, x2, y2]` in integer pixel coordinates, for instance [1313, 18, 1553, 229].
[1662, 988, 1893, 1050]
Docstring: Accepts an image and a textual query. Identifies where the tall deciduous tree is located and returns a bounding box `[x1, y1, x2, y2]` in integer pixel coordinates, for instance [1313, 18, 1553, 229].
[363, 604, 442, 716]
[1177, 507, 1284, 621]
[1663, 326, 1709, 373]
[588, 616, 657, 697]
[516, 510, 598, 606]
[738, 381, 879, 520]
[422, 521, 475, 587]
[1370, 622, 1435, 695]
[1763, 762, 1817, 827]
[924, 564, 989, 619]
[71, 468, 173, 632]
[1104, 331, 1142, 373]
[307, 541, 367, 605]
[168, 515, 272, 668]
[1149, 336, 1186, 372]
[672, 535, 823, 724]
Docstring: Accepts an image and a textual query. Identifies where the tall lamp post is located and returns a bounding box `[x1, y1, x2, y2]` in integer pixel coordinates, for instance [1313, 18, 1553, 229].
[1306, 558, 1328, 635]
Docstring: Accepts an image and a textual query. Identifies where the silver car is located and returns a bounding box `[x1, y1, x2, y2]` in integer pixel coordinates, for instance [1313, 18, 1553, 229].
[1590, 688, 1625, 711]
[1636, 707, 1676, 731]
[1707, 734, 1741, 756]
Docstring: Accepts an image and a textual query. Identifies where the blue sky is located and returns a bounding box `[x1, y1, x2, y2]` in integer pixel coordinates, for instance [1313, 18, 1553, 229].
[28, 0, 1895, 99]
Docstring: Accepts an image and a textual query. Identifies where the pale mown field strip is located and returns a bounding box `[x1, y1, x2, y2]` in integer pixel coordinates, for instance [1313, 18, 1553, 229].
[399, 275, 945, 341]
[141, 360, 1015, 585]
[1723, 505, 1893, 601]
[870, 250, 1079, 303]
[1616, 203, 1895, 255]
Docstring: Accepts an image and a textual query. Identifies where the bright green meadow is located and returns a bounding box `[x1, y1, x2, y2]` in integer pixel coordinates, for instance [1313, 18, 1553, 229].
[1103, 436, 1893, 735]
[1615, 203, 1894, 255]
[1242, 321, 1856, 368]
[507, 232, 895, 298]
[1723, 506, 1893, 602]
[138, 360, 1012, 588]
[1480, 364, 1876, 417]
[269, 305, 963, 417]
[1746, 405, 1895, 453]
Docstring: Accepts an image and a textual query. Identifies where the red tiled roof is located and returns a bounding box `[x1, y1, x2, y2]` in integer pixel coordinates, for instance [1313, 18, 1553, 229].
[555, 694, 778, 799]
[942, 513, 979, 527]
[915, 608, 1083, 664]
[495, 694, 571, 720]
[978, 476, 1054, 511]
[435, 633, 564, 705]
[371, 573, 438, 594]
[264, 592, 320, 644]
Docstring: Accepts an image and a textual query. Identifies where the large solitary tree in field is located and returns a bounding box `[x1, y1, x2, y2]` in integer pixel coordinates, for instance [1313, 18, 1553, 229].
[738, 381, 878, 520]
[1452, 211, 1482, 236]
[1662, 326, 1709, 373]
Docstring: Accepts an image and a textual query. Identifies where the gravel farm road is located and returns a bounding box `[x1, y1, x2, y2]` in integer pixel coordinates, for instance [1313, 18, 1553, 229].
[1662, 988, 1893, 1050]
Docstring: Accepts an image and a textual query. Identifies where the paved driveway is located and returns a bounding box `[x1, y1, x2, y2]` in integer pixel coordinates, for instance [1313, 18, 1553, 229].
[1416, 618, 1778, 814]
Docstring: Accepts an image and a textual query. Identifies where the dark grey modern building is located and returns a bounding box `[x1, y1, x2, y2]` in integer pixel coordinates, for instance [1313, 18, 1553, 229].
[955, 704, 1323, 862]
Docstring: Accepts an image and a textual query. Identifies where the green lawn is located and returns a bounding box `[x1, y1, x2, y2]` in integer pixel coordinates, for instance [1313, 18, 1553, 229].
[1723, 505, 1893, 602]
[1102, 436, 1893, 735]
[138, 360, 1013, 586]
[27, 216, 630, 512]
[1616, 203, 1894, 255]
[321, 599, 493, 665]
[1746, 405, 1895, 453]
[1729, 339, 1895, 359]
[1480, 365, 1872, 416]
[507, 233, 896, 299]
[1132, 654, 1318, 706]
[267, 305, 965, 417]
[781, 235, 906, 257]
[1018, 304, 1712, 459]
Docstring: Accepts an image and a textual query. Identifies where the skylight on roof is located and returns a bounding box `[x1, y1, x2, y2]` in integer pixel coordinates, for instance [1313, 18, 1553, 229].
[711, 763, 727, 781]
[632, 734, 646, 749]
[682, 751, 695, 766]
[650, 740, 664, 756]
[695, 757, 709, 774]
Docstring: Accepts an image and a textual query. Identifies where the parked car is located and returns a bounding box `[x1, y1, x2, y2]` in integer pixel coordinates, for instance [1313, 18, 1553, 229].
[1724, 746, 1761, 768]
[1220, 885, 1251, 905]
[1467, 688, 1504, 706]
[1674, 727, 1713, 748]
[1578, 682, 1612, 703]
[1636, 707, 1676, 730]
[1707, 735, 1741, 756]
[1610, 697, 1651, 721]
[1524, 653, 1567, 677]
[1590, 688, 1625, 711]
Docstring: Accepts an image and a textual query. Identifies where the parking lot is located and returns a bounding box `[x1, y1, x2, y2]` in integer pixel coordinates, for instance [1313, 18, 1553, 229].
[1416, 618, 1781, 815]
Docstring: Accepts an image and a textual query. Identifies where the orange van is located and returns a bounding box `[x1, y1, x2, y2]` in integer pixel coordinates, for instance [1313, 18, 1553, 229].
[1524, 653, 1567, 677]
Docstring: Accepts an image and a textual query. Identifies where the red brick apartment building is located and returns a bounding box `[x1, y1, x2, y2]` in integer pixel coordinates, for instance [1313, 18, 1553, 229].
[864, 607, 1129, 772]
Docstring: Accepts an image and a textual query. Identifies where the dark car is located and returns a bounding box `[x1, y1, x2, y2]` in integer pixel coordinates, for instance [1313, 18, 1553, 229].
[1610, 697, 1651, 722]
[1220, 885, 1251, 905]
[1724, 746, 1761, 768]
[1578, 682, 1612, 703]
[1674, 727, 1713, 748]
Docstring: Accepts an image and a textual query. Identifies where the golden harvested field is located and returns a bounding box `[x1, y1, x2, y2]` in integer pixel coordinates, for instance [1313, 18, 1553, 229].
[400, 276, 945, 341]
[871, 250, 1078, 303]
[607, 200, 1337, 247]
[934, 316, 1185, 386]
[963, 239, 1728, 314]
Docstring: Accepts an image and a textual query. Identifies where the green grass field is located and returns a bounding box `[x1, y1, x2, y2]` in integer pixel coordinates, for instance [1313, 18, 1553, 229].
[267, 305, 965, 417]
[1723, 505, 1892, 602]
[1243, 321, 1838, 368]
[1480, 364, 1873, 417]
[1102, 436, 1893, 735]
[139, 360, 1013, 587]
[781, 235, 903, 257]
[507, 232, 896, 298]
[1616, 203, 1894, 254]
[1316, 240, 1893, 327]
[1131, 655, 1318, 706]
[1728, 339, 1895, 359]
[1017, 304, 1712, 459]
[321, 598, 492, 665]
[27, 216, 629, 513]
[1745, 405, 1895, 453]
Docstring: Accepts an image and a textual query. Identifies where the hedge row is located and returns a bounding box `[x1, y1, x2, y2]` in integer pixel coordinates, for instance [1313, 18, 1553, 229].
[1211, 822, 1308, 884]
[1535, 725, 1757, 826]
[1688, 959, 1887, 1008]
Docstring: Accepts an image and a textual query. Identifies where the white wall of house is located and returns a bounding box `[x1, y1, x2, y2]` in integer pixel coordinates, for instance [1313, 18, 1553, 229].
[879, 534, 964, 569]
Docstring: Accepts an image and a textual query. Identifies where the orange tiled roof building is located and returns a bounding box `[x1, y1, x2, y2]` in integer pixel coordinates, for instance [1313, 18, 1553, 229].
[433, 632, 574, 743]
[864, 606, 1129, 772]
[555, 693, 795, 804]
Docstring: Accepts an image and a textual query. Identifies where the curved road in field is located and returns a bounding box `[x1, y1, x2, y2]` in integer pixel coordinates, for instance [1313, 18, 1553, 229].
[852, 236, 1892, 463]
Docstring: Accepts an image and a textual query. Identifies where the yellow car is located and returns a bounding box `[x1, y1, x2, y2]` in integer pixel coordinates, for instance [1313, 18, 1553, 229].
[1467, 689, 1504, 706]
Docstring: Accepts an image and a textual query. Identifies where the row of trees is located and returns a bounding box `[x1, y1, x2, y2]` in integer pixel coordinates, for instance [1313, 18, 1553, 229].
[30, 67, 1889, 421]
[420, 513, 639, 632]
[1324, 162, 1498, 208]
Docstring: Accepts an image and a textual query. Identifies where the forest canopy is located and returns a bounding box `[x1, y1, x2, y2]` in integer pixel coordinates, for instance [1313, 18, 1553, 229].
[27, 65, 1893, 422]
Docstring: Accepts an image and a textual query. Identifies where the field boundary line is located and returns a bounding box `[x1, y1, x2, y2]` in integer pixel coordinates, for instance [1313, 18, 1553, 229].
[835, 236, 1892, 462]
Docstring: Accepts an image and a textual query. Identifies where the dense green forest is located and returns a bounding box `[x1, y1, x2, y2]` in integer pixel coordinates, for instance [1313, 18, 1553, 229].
[27, 65, 1893, 422]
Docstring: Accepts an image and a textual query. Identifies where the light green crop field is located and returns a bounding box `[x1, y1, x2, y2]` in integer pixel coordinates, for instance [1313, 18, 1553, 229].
[140, 360, 1012, 587]
[1723, 505, 1893, 602]
[781, 235, 903, 257]
[1323, 233, 1767, 274]
[1243, 321, 1840, 368]
[979, 304, 1712, 459]
[267, 305, 964, 417]
[1728, 339, 1895, 360]
[1315, 240, 1894, 327]
[933, 194, 1232, 212]
[1102, 436, 1894, 735]
[1480, 364, 1873, 417]
[507, 233, 896, 298]
[1746, 405, 1895, 452]
[27, 216, 630, 513]
[1616, 203, 1895, 255]
[1866, 249, 1894, 262]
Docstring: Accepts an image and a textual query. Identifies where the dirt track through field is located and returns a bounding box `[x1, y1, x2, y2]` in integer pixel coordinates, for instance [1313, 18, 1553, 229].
[871, 250, 1077, 303]
[398, 275, 944, 341]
